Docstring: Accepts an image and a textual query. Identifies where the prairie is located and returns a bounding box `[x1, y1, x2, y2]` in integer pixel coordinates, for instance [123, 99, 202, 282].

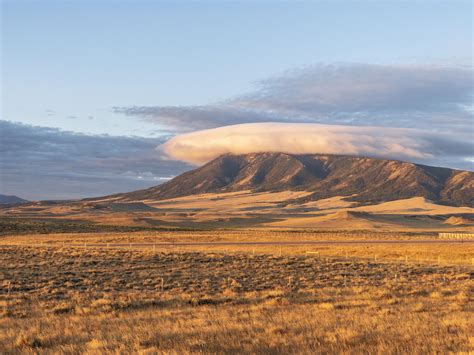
[2, 230, 473, 265]
[1, 231, 473, 353]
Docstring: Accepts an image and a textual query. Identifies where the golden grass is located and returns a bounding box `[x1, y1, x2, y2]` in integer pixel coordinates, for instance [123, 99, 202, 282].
[1, 241, 473, 353]
[0, 229, 442, 244]
[2, 230, 473, 265]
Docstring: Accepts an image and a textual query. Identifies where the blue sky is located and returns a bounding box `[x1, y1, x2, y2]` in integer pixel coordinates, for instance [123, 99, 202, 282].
[1, 0, 473, 199]
[3, 0, 472, 136]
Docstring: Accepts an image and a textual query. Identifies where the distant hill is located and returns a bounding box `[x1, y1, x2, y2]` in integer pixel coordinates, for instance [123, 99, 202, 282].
[115, 153, 474, 207]
[0, 194, 28, 204]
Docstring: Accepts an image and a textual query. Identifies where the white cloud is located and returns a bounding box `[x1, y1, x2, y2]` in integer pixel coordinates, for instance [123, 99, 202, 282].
[160, 122, 473, 168]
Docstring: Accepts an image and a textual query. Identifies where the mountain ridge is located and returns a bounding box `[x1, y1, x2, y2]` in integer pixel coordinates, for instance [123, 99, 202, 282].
[114, 153, 474, 207]
[0, 194, 28, 205]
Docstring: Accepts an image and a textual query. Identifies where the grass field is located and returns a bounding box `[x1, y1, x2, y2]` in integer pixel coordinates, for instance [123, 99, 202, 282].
[2, 230, 473, 265]
[1, 231, 473, 353]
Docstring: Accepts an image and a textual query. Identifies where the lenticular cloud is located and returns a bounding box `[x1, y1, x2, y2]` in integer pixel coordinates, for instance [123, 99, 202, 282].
[159, 122, 466, 166]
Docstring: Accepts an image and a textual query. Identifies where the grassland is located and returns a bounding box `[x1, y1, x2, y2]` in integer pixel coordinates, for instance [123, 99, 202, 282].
[2, 230, 473, 265]
[1, 231, 473, 353]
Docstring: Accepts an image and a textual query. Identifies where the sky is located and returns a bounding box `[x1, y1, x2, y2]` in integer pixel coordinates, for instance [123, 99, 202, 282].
[1, 0, 473, 200]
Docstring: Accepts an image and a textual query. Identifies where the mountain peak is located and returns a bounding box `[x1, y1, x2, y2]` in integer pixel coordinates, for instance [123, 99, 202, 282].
[117, 153, 473, 207]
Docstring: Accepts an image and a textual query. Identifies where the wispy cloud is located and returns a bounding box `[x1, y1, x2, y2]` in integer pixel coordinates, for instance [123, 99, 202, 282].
[115, 63, 473, 135]
[233, 64, 473, 120]
[160, 122, 473, 170]
[113, 105, 302, 132]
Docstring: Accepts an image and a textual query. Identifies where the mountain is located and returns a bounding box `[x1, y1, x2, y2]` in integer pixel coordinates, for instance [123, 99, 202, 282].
[116, 153, 474, 207]
[0, 194, 28, 205]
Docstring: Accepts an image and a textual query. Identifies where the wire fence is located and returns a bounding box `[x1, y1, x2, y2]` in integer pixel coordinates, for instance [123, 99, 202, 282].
[2, 240, 474, 268]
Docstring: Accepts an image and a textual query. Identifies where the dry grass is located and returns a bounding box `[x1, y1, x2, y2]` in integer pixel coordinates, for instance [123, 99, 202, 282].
[0, 229, 435, 244]
[1, 242, 473, 353]
[2, 230, 473, 265]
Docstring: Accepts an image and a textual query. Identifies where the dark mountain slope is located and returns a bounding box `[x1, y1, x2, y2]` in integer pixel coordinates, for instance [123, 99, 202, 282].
[0, 194, 28, 205]
[116, 153, 473, 207]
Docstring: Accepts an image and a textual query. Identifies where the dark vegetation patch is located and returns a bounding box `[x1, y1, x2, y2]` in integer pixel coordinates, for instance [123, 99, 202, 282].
[0, 218, 181, 236]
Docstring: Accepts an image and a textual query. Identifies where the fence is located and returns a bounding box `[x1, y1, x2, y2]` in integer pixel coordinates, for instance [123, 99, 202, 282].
[438, 233, 474, 240]
[3, 240, 474, 267]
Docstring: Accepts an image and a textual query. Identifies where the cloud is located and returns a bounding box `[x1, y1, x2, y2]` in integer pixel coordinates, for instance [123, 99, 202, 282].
[234, 64, 473, 118]
[0, 120, 190, 200]
[113, 105, 303, 132]
[115, 63, 473, 134]
[160, 122, 473, 169]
